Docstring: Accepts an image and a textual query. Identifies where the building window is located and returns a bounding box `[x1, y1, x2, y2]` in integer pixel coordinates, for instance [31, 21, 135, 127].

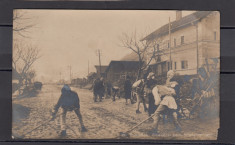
[167, 42, 170, 48]
[181, 60, 188, 69]
[174, 38, 176, 47]
[214, 31, 216, 40]
[181, 36, 184, 45]
[174, 62, 177, 70]
[168, 61, 173, 70]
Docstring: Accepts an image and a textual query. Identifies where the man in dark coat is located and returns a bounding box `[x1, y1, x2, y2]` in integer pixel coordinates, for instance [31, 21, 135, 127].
[51, 85, 87, 137]
[124, 75, 132, 105]
[105, 80, 112, 98]
[93, 77, 105, 102]
[144, 72, 158, 118]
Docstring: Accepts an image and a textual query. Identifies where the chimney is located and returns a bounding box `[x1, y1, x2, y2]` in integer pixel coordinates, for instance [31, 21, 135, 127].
[176, 11, 182, 21]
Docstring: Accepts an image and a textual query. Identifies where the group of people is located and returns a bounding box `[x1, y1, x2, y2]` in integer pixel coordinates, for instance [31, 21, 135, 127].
[50, 59, 218, 137]
[132, 70, 182, 135]
[91, 69, 183, 135]
[92, 76, 131, 103]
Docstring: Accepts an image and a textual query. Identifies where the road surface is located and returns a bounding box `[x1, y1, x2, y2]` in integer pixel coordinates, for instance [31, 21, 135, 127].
[12, 84, 219, 140]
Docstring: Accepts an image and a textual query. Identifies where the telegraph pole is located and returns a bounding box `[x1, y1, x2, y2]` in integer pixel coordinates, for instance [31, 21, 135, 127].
[98, 49, 102, 77]
[169, 17, 172, 70]
[88, 60, 90, 76]
[59, 72, 61, 84]
[68, 65, 72, 83]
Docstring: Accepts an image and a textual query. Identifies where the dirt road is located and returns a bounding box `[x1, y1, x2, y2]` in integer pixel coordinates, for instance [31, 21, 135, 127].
[12, 84, 219, 140]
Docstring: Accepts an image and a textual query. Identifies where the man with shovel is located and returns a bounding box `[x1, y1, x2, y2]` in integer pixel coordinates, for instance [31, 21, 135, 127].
[51, 84, 87, 137]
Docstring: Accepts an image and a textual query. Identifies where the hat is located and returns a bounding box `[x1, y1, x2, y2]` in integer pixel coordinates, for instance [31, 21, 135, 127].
[62, 84, 71, 91]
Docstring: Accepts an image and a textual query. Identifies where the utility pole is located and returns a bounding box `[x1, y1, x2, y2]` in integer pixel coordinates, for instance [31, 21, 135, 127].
[97, 49, 102, 77]
[169, 17, 172, 70]
[88, 60, 89, 76]
[68, 65, 72, 83]
[59, 72, 61, 84]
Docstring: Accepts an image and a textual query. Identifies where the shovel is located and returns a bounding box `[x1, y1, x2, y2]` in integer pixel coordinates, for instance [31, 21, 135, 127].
[118, 113, 156, 139]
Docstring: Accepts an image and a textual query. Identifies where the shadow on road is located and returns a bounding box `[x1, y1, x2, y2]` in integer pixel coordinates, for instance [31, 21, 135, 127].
[13, 103, 31, 123]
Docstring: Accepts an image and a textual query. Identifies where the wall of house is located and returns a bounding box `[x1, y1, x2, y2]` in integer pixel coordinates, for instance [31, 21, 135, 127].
[147, 12, 220, 76]
[199, 12, 220, 67]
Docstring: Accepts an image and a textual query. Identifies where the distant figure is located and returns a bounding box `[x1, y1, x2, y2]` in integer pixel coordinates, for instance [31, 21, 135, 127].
[105, 80, 113, 98]
[124, 76, 132, 104]
[93, 77, 105, 102]
[112, 86, 120, 101]
[51, 85, 87, 137]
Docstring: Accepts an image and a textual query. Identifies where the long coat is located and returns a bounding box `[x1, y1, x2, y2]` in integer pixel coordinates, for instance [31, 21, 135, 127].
[124, 79, 132, 99]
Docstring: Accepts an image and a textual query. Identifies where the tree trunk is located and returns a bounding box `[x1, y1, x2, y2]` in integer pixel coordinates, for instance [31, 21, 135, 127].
[18, 79, 23, 96]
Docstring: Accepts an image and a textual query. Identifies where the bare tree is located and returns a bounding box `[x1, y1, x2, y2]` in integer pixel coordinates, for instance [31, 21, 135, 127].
[120, 31, 156, 80]
[13, 42, 40, 95]
[13, 10, 36, 38]
[13, 10, 40, 95]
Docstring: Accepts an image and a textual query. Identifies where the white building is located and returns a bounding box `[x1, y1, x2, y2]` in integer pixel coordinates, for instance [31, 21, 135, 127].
[142, 11, 220, 76]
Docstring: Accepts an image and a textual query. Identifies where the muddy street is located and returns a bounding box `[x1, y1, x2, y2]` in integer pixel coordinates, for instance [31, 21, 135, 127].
[12, 84, 219, 140]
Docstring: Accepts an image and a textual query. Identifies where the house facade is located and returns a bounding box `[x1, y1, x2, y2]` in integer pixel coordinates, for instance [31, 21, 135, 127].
[143, 11, 220, 76]
[105, 61, 141, 83]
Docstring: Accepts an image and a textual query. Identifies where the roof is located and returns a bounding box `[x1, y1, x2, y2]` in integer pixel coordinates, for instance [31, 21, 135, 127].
[105, 61, 142, 73]
[94, 65, 108, 73]
[142, 11, 213, 41]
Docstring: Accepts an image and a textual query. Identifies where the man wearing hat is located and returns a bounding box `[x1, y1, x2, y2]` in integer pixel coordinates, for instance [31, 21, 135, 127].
[51, 84, 87, 137]
[93, 77, 105, 102]
[124, 75, 132, 104]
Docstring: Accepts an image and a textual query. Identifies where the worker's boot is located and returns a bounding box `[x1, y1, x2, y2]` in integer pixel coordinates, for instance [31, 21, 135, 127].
[81, 126, 87, 132]
[136, 110, 141, 114]
[60, 130, 67, 137]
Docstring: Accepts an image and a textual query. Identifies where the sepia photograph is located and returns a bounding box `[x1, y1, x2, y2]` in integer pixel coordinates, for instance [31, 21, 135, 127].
[12, 10, 220, 140]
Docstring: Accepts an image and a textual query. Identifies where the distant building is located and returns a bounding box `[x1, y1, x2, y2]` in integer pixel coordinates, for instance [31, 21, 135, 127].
[94, 65, 108, 77]
[105, 61, 141, 82]
[142, 11, 220, 76]
[71, 78, 86, 86]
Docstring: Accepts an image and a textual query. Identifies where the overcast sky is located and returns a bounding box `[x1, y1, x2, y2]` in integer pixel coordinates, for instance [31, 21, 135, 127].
[13, 10, 194, 82]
